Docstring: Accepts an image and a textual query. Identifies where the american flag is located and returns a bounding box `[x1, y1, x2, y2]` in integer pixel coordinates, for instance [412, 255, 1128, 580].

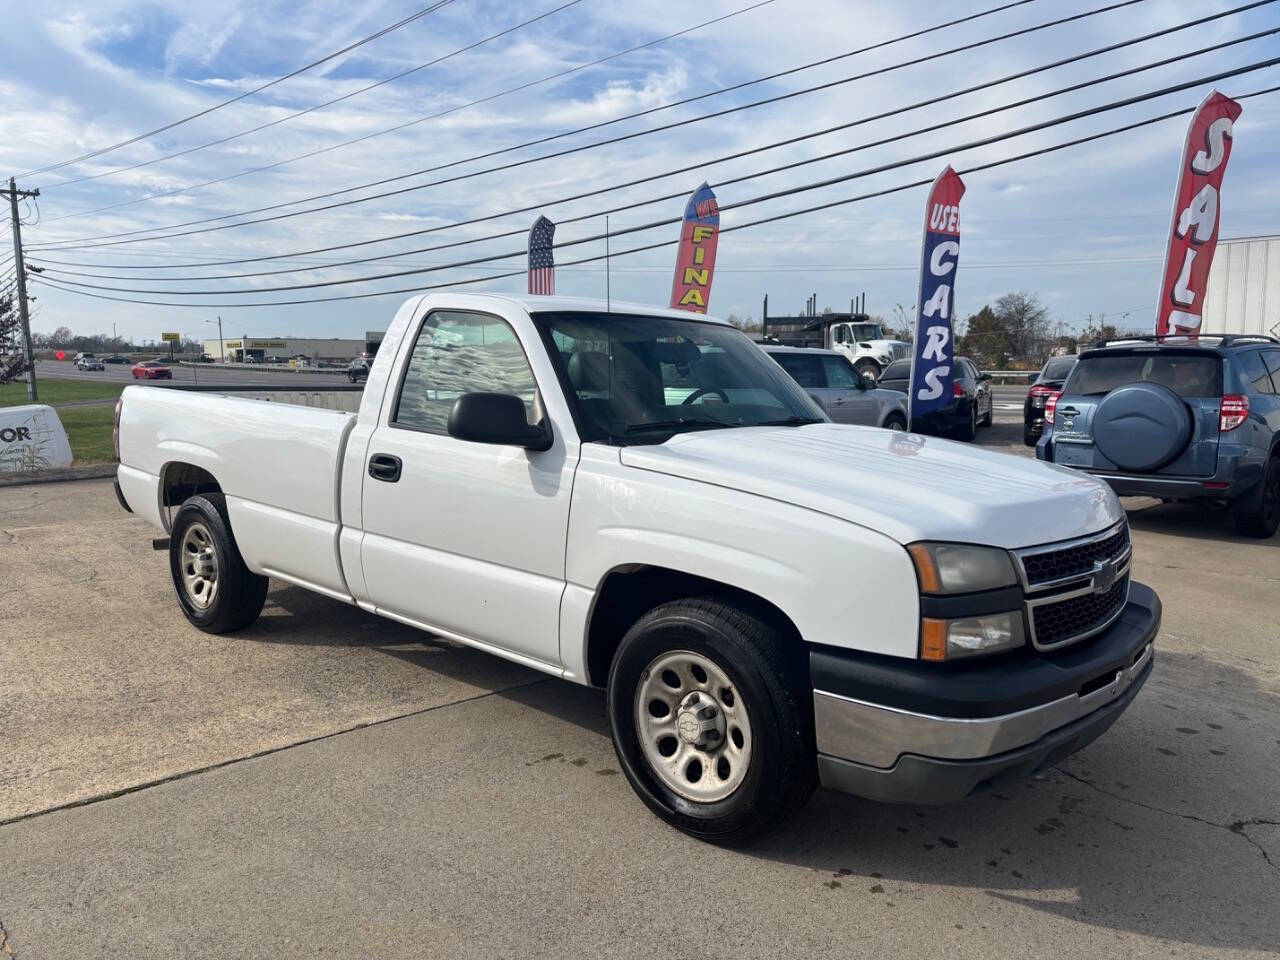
[527, 215, 556, 295]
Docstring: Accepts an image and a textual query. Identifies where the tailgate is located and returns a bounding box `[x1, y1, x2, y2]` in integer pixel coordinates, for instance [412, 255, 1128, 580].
[1050, 350, 1223, 478]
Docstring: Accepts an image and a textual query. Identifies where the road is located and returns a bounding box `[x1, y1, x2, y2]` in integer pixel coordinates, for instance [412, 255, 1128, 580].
[0, 470, 1276, 958]
[32, 358, 355, 389]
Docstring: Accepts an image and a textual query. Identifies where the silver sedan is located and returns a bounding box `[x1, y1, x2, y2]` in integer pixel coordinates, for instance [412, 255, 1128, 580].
[762, 345, 908, 430]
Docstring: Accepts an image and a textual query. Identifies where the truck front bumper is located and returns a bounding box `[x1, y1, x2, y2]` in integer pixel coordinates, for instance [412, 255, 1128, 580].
[811, 582, 1159, 804]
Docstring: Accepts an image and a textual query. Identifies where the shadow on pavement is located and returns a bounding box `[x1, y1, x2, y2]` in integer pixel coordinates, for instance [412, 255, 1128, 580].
[498, 651, 1279, 954]
[1127, 499, 1279, 547]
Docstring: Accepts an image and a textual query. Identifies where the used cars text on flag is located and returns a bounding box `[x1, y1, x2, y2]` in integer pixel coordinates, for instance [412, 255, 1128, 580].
[1156, 89, 1242, 338]
[528, 215, 556, 295]
[908, 166, 966, 429]
[669, 183, 720, 313]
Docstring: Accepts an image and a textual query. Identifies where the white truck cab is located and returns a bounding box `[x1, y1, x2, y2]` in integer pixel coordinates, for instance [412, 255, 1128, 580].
[114, 294, 1158, 843]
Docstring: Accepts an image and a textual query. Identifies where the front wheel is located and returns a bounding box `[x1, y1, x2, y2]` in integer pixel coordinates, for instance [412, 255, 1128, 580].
[607, 597, 816, 845]
[169, 493, 269, 632]
[980, 395, 993, 427]
[1234, 456, 1280, 538]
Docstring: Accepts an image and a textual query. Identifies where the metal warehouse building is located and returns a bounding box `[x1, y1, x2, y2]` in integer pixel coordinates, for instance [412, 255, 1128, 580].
[1202, 235, 1280, 338]
[203, 336, 366, 363]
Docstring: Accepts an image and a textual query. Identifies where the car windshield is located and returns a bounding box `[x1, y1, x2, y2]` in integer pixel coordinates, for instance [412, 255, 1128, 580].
[1067, 352, 1222, 397]
[848, 322, 886, 343]
[534, 311, 825, 444]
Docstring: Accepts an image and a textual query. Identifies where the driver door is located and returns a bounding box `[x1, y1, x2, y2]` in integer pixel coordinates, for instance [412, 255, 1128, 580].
[820, 354, 876, 425]
[358, 309, 576, 669]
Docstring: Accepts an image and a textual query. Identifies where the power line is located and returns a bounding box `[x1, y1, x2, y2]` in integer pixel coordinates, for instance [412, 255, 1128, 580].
[39, 0, 590, 190]
[32, 72, 1280, 302]
[12, 0, 462, 179]
[43, 0, 781, 223]
[35, 0, 1143, 248]
[32, 33, 1280, 286]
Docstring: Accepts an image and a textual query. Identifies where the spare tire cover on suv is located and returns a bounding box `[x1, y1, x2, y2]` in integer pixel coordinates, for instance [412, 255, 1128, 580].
[1091, 381, 1192, 472]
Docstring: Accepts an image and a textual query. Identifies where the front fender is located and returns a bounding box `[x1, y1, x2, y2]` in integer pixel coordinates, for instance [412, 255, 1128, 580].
[563, 447, 921, 676]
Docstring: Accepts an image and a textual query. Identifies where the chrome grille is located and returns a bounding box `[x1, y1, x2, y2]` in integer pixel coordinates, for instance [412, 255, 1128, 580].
[1015, 521, 1132, 651]
[1021, 525, 1130, 587]
[1031, 574, 1129, 648]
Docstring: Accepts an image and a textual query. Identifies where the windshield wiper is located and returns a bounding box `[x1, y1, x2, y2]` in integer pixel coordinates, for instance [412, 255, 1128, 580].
[623, 417, 737, 435]
[756, 416, 824, 427]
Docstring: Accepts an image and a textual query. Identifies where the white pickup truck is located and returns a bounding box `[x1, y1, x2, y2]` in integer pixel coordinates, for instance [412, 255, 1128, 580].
[114, 294, 1159, 843]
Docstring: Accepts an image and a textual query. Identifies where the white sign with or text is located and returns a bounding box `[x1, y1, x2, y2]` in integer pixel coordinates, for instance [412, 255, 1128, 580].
[0, 404, 74, 473]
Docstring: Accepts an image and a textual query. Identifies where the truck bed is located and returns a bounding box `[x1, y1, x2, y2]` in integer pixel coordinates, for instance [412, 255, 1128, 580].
[116, 386, 357, 598]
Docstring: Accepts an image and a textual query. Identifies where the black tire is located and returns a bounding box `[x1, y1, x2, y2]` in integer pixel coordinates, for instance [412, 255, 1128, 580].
[980, 395, 993, 427]
[1234, 455, 1280, 538]
[955, 403, 977, 442]
[169, 493, 269, 633]
[1023, 426, 1040, 447]
[883, 412, 907, 432]
[607, 597, 816, 845]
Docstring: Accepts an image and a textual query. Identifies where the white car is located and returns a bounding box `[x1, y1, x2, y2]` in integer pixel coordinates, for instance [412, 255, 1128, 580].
[113, 294, 1158, 843]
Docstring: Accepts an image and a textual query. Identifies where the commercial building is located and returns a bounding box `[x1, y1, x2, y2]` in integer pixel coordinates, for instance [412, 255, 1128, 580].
[203, 336, 365, 364]
[1202, 235, 1280, 337]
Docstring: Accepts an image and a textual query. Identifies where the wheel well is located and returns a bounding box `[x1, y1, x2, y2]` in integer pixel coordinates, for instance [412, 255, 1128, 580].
[160, 462, 222, 528]
[584, 566, 804, 687]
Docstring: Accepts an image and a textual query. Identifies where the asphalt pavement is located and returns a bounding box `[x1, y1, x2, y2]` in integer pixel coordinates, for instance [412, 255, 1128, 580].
[1, 428, 1275, 958]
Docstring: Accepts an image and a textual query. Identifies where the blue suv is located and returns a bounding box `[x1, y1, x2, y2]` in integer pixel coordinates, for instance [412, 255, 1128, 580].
[1037, 335, 1280, 537]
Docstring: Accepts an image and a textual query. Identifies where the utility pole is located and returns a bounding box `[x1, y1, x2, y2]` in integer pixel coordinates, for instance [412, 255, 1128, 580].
[4, 177, 39, 402]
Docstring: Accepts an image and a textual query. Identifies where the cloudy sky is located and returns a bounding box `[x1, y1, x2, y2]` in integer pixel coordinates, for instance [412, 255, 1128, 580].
[1, 0, 1277, 345]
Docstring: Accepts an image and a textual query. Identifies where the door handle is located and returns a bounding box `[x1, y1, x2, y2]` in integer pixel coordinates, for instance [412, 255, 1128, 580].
[368, 453, 402, 482]
[833, 396, 845, 405]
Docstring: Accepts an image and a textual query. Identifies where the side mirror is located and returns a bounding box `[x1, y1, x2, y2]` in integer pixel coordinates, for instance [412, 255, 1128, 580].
[447, 392, 552, 451]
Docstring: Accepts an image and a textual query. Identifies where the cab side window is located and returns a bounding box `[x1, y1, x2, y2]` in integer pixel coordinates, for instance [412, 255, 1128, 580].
[1237, 351, 1275, 395]
[393, 311, 539, 434]
[821, 355, 859, 389]
[775, 353, 825, 389]
[1261, 351, 1280, 394]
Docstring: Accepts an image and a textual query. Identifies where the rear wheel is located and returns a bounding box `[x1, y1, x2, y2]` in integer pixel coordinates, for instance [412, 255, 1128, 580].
[1023, 426, 1040, 447]
[883, 412, 907, 432]
[169, 493, 268, 632]
[607, 597, 815, 845]
[1234, 455, 1280, 538]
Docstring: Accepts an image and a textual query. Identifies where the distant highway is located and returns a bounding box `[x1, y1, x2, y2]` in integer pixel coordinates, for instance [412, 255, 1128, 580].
[31, 360, 356, 389]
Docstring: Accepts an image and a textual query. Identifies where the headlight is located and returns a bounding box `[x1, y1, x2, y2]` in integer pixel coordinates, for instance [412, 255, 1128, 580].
[907, 543, 1017, 594]
[921, 612, 1024, 661]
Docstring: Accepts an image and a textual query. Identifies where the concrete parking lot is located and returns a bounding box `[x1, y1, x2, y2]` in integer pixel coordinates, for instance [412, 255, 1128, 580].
[1, 447, 1277, 957]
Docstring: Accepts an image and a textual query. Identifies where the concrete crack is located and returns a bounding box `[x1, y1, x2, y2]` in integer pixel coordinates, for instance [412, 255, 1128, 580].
[1058, 767, 1279, 875]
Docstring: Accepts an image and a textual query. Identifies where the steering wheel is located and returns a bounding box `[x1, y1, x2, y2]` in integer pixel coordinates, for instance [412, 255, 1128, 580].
[682, 387, 730, 405]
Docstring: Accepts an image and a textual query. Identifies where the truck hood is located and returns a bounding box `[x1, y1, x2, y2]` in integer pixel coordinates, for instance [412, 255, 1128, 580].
[618, 423, 1122, 549]
[858, 339, 909, 355]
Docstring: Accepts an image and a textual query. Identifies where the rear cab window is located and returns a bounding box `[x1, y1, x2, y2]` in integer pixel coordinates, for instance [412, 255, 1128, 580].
[1066, 351, 1223, 398]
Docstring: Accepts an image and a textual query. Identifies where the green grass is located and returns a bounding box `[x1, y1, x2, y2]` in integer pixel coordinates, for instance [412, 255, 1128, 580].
[53, 405, 117, 464]
[0, 379, 126, 408]
[1, 379, 123, 464]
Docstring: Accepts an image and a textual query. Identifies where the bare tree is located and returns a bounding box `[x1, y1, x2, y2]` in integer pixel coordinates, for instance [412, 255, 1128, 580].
[0, 293, 26, 384]
[994, 292, 1050, 361]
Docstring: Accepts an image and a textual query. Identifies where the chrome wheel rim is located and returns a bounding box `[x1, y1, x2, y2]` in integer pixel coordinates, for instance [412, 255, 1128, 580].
[635, 650, 752, 803]
[887, 419, 905, 431]
[179, 521, 219, 610]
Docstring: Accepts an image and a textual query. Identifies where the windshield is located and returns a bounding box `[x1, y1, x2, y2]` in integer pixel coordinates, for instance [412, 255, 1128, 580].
[1067, 352, 1222, 397]
[534, 311, 825, 443]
